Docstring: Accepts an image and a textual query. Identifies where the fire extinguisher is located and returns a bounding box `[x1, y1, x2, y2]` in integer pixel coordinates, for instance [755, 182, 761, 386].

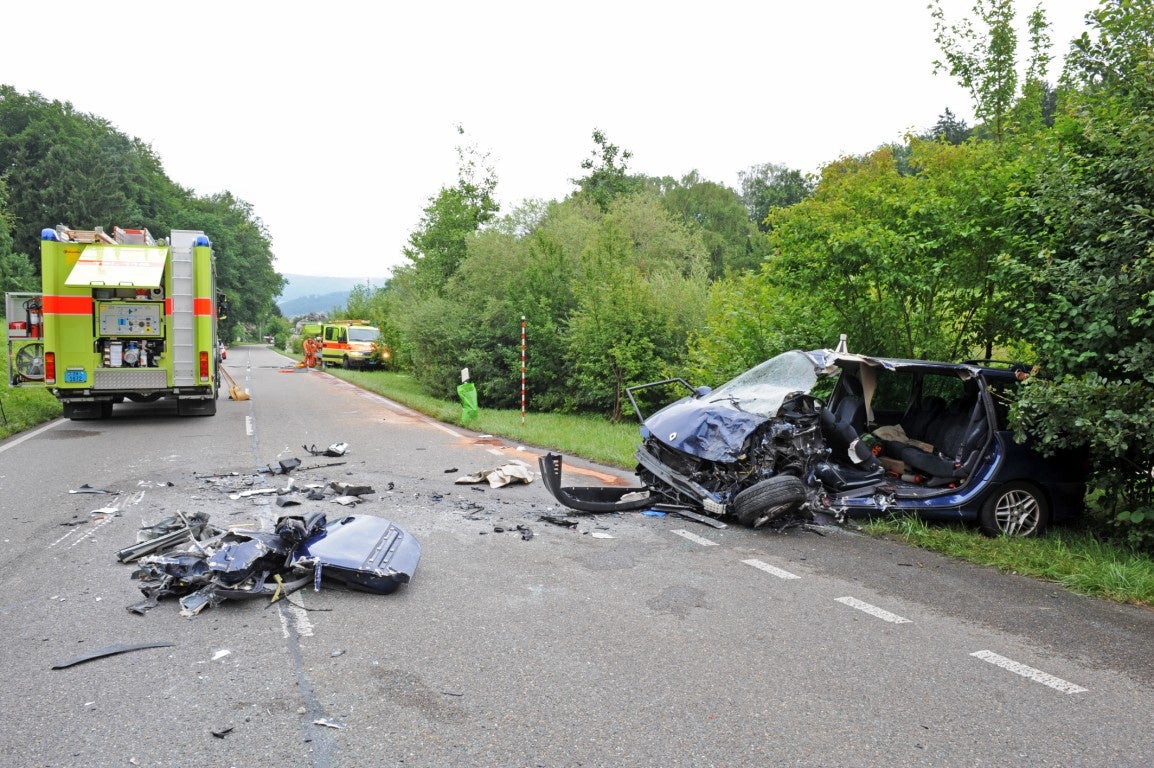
[25, 298, 42, 339]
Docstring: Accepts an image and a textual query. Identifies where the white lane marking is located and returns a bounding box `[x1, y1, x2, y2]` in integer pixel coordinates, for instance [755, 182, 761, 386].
[742, 558, 801, 579]
[836, 596, 913, 624]
[48, 527, 82, 549]
[0, 418, 65, 454]
[971, 650, 1087, 694]
[69, 515, 116, 548]
[245, 416, 254, 436]
[279, 601, 315, 638]
[671, 529, 718, 547]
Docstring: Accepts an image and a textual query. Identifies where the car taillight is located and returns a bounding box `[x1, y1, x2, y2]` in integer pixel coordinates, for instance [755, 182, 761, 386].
[200, 351, 209, 379]
[45, 352, 56, 384]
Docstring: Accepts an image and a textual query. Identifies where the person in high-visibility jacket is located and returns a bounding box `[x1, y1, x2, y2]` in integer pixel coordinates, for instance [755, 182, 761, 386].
[303, 336, 318, 368]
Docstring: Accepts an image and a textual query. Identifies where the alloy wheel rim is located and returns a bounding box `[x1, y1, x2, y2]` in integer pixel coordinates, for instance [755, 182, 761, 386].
[995, 490, 1039, 536]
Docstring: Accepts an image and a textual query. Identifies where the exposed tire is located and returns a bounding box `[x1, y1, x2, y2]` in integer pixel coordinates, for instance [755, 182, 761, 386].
[732, 475, 808, 528]
[979, 481, 1050, 537]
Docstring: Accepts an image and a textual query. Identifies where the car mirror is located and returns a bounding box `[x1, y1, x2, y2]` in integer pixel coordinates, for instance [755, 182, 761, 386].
[694, 386, 713, 398]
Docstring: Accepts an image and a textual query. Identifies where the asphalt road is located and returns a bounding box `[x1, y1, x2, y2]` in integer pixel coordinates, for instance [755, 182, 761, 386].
[0, 344, 1151, 768]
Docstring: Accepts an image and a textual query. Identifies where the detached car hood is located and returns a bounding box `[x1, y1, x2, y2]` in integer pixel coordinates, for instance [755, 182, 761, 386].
[640, 350, 824, 463]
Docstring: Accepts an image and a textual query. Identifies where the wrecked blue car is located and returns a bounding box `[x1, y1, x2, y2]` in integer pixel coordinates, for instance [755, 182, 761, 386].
[539, 349, 1087, 537]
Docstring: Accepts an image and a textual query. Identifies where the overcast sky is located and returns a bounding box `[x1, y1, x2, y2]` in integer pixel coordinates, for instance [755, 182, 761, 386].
[2, 1, 1095, 279]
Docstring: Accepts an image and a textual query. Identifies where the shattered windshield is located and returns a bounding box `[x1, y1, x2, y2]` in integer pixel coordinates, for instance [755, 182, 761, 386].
[706, 350, 819, 417]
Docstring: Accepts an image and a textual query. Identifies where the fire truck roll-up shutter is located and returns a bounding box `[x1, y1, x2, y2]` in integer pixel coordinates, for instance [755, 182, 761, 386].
[64, 246, 168, 288]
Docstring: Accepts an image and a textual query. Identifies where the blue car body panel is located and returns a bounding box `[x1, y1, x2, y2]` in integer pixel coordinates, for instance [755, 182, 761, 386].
[302, 514, 421, 594]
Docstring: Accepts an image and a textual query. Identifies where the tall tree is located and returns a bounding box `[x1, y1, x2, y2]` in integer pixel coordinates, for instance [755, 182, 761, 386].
[737, 162, 814, 231]
[1008, 0, 1154, 547]
[659, 171, 765, 277]
[765, 139, 1026, 360]
[179, 191, 284, 343]
[0, 177, 36, 293]
[572, 129, 639, 212]
[925, 107, 971, 144]
[931, 0, 1053, 141]
[401, 125, 498, 289]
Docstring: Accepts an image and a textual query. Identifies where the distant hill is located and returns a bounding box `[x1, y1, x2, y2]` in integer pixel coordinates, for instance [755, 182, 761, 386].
[276, 274, 387, 318]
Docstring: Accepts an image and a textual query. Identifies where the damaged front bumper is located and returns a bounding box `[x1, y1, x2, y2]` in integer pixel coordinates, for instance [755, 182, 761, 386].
[537, 453, 653, 513]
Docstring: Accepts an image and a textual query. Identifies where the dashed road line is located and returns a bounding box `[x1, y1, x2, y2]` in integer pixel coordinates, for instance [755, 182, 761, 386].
[671, 529, 718, 547]
[971, 650, 1087, 694]
[741, 558, 801, 579]
[835, 596, 913, 624]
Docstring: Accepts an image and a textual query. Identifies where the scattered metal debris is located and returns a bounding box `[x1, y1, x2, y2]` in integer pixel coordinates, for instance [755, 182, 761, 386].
[123, 509, 420, 614]
[303, 442, 348, 457]
[116, 512, 214, 563]
[258, 458, 302, 475]
[51, 641, 175, 670]
[314, 719, 347, 730]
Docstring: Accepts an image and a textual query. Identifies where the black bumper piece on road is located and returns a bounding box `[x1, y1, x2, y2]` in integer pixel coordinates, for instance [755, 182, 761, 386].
[538, 452, 653, 513]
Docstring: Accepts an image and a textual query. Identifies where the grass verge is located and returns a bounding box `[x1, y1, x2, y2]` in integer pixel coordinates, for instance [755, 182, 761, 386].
[331, 367, 640, 468]
[862, 515, 1154, 606]
[0, 331, 62, 440]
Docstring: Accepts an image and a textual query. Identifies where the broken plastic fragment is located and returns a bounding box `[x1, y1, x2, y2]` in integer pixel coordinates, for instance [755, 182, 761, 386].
[69, 484, 118, 495]
[538, 515, 578, 528]
[329, 481, 373, 497]
[314, 719, 347, 730]
[303, 442, 348, 457]
[229, 488, 278, 500]
[51, 641, 175, 669]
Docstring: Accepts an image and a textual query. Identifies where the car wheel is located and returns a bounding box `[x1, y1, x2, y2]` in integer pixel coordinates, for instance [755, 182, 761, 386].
[732, 475, 808, 528]
[979, 481, 1050, 537]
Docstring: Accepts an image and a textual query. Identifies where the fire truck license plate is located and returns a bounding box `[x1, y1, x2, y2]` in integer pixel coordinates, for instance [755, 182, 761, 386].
[64, 369, 87, 383]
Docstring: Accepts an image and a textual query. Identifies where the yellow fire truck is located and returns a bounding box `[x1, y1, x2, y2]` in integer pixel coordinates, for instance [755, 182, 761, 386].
[5, 225, 221, 419]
